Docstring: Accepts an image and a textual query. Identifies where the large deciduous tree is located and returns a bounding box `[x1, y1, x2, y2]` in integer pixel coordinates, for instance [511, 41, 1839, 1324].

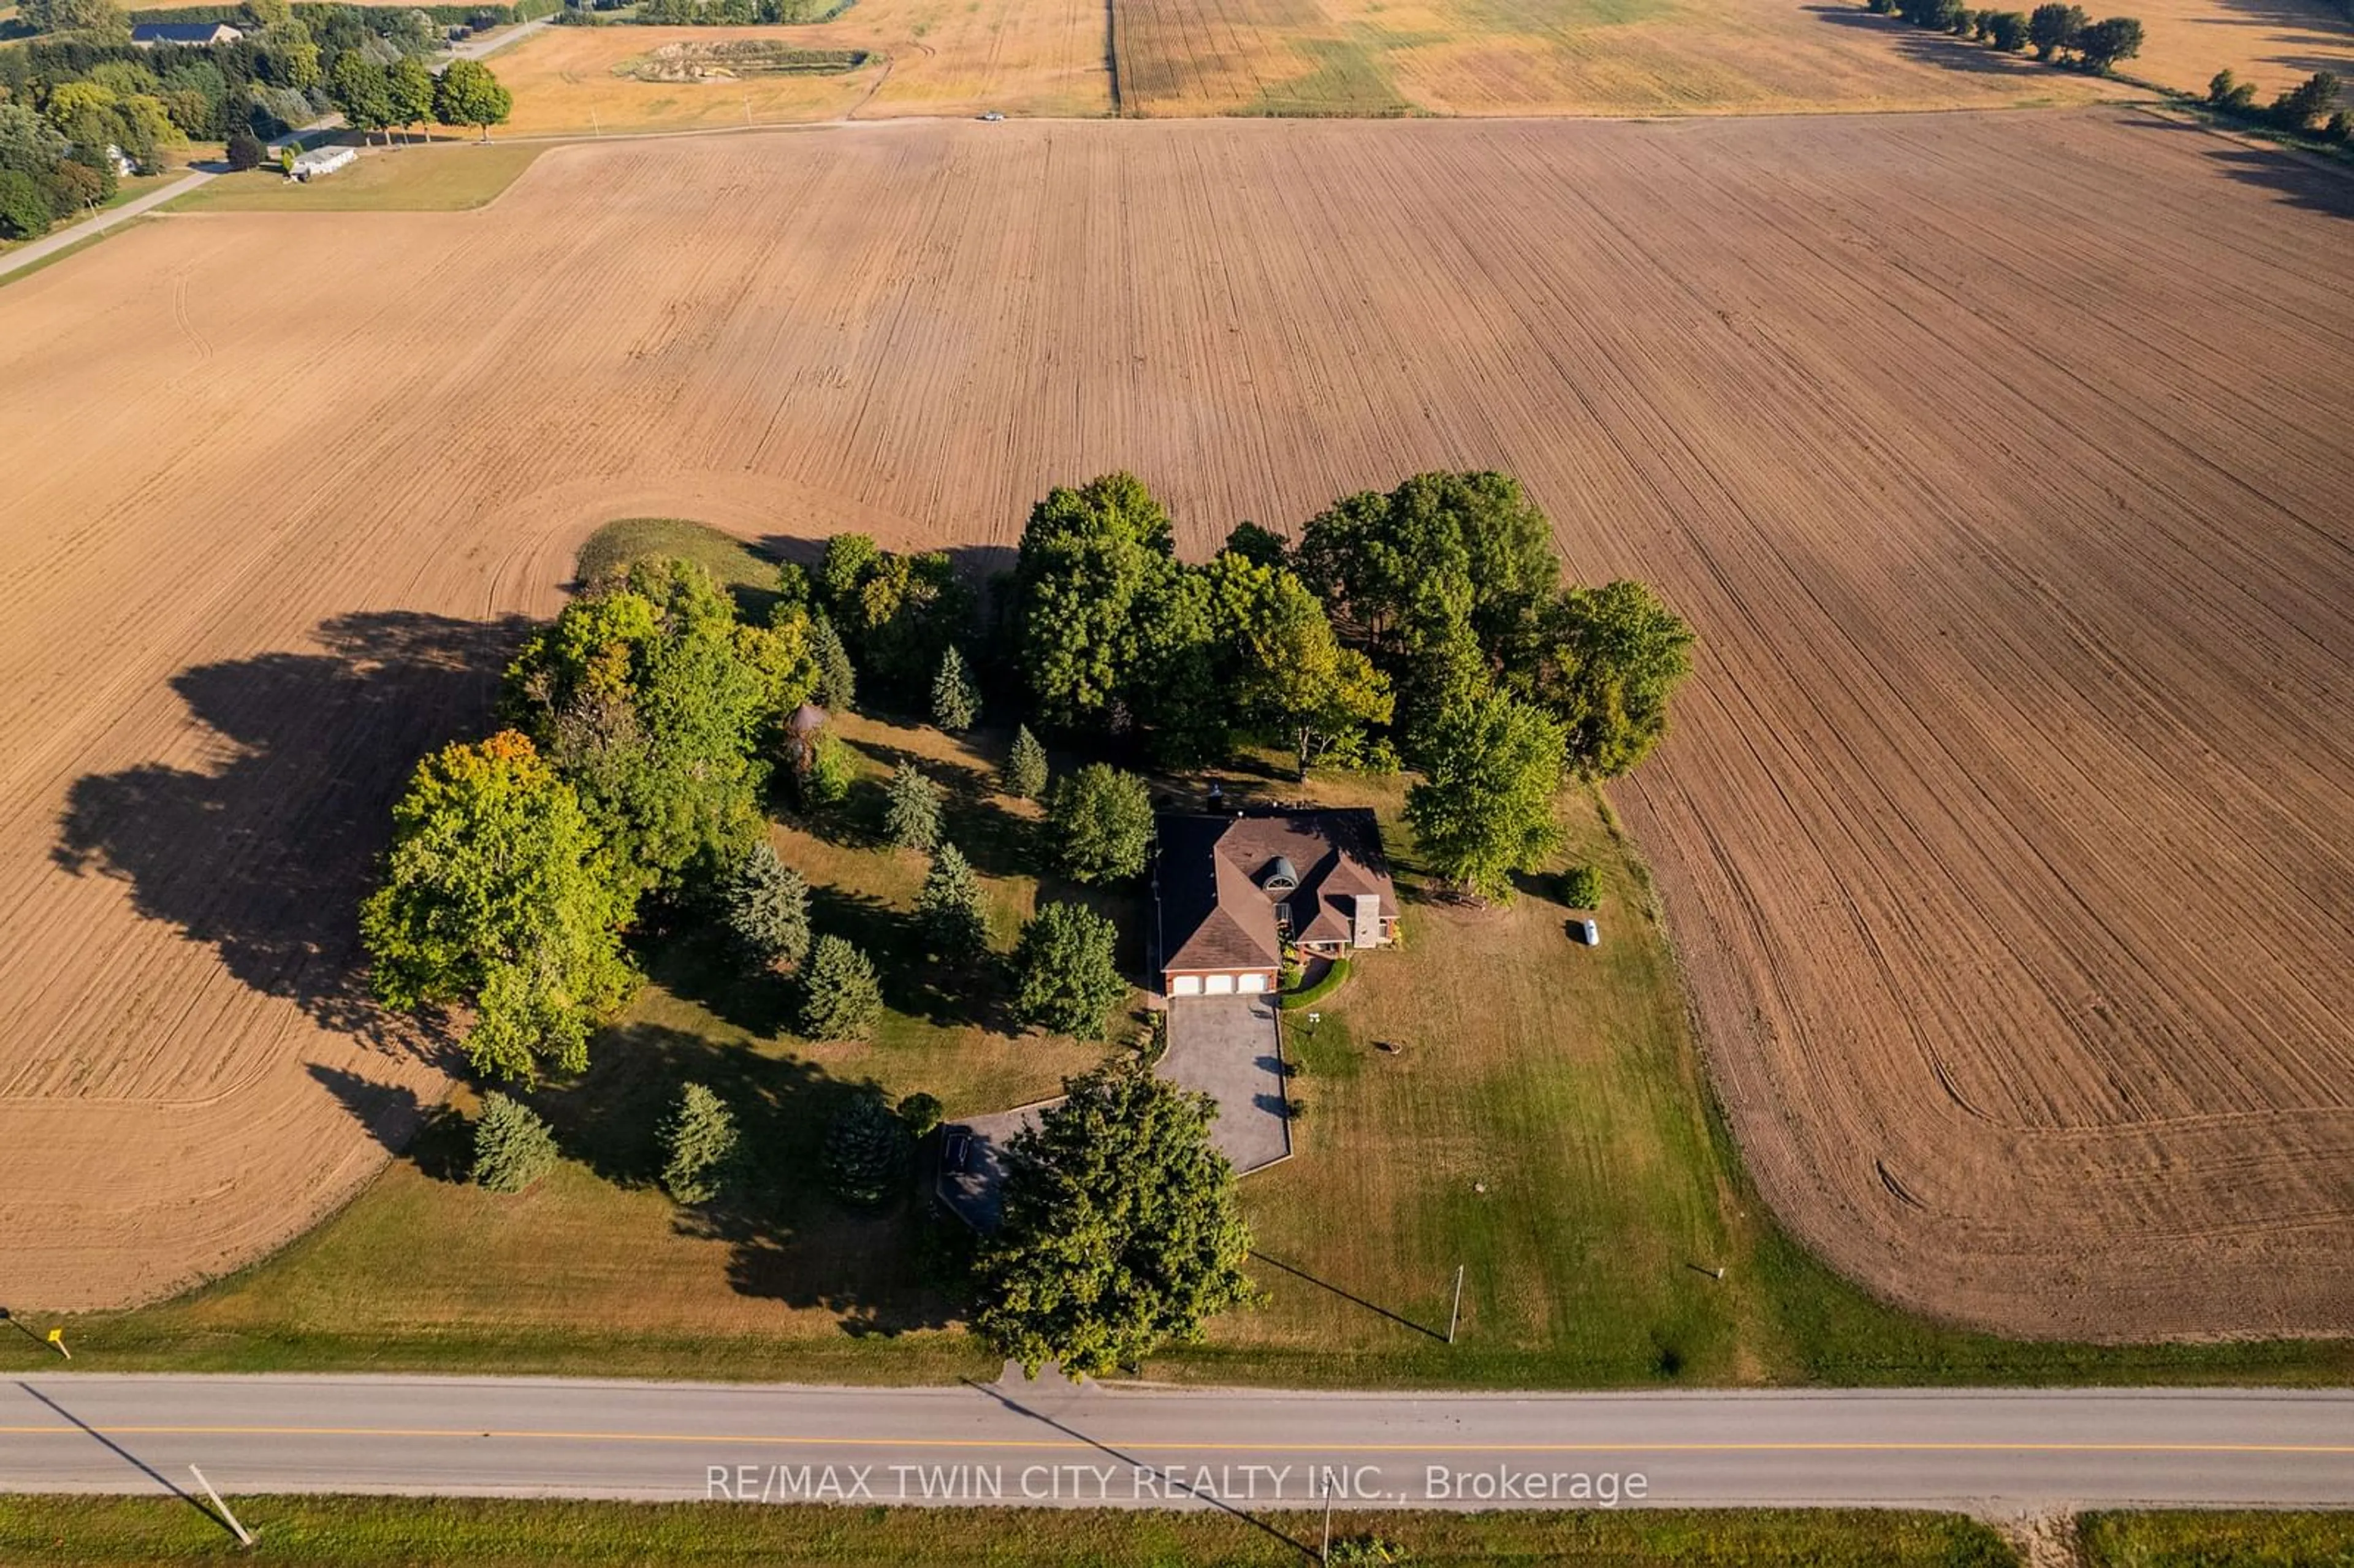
[972, 1057, 1259, 1377]
[1010, 900, 1126, 1040]
[1404, 691, 1566, 903]
[1014, 473, 1176, 729]
[503, 558, 804, 898]
[1048, 763, 1153, 886]
[1523, 579, 1694, 778]
[433, 58, 511, 141]
[1297, 471, 1559, 755]
[327, 51, 394, 144]
[361, 731, 637, 1079]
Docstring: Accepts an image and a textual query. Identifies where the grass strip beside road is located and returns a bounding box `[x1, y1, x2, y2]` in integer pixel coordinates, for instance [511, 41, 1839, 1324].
[167, 144, 549, 215]
[2078, 1510, 2354, 1566]
[0, 1496, 2024, 1566]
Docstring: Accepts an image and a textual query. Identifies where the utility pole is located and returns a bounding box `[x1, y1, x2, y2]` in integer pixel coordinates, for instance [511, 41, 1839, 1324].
[189, 1467, 254, 1547]
[1320, 1470, 1333, 1564]
[1447, 1264, 1465, 1345]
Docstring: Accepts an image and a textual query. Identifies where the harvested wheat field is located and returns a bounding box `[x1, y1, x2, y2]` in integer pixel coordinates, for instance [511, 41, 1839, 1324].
[493, 0, 1110, 136]
[2106, 0, 2352, 99]
[1, 112, 2350, 1335]
[1108, 0, 2135, 114]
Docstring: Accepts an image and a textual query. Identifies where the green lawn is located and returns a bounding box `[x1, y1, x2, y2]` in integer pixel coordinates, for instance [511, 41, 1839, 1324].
[0, 1496, 2023, 1567]
[576, 517, 790, 606]
[167, 143, 549, 214]
[3, 520, 2346, 1391]
[2079, 1512, 2354, 1567]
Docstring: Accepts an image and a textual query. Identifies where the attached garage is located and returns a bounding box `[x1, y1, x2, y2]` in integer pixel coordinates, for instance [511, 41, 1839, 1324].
[1205, 973, 1236, 995]
[1238, 972, 1268, 993]
[1170, 975, 1202, 997]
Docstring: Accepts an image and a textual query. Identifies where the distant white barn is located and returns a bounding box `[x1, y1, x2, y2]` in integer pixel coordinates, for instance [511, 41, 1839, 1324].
[289, 146, 358, 181]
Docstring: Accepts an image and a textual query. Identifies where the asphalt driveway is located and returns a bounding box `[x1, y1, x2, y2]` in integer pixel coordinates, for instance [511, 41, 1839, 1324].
[1160, 995, 1290, 1173]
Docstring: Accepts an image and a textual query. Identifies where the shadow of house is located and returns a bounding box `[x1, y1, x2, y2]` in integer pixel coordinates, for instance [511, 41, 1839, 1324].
[52, 611, 529, 1057]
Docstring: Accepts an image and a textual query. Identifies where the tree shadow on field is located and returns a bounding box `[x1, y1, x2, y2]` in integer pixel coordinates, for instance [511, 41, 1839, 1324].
[1805, 4, 2066, 76]
[53, 611, 530, 1059]
[535, 1021, 963, 1338]
[2125, 114, 2354, 222]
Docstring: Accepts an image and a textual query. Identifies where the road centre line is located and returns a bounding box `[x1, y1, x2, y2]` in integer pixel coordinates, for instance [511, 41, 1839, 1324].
[4, 1426, 2349, 1455]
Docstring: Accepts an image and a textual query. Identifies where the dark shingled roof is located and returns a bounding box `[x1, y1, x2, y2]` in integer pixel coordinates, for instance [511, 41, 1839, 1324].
[1159, 808, 1397, 973]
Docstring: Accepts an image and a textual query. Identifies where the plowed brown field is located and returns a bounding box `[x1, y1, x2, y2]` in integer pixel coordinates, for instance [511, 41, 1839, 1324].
[1, 112, 2348, 1335]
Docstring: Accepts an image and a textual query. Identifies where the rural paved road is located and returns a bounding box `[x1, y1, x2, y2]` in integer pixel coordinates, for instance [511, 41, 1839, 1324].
[0, 171, 215, 283]
[3, 1376, 2350, 1513]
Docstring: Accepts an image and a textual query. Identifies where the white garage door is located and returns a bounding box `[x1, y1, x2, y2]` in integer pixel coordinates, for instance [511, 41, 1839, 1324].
[1205, 973, 1236, 995]
[1170, 975, 1202, 996]
[1238, 972, 1268, 993]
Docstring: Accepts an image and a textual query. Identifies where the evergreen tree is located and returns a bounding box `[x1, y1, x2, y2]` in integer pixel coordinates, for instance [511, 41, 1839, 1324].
[799, 934, 882, 1041]
[825, 1090, 910, 1206]
[1011, 901, 1127, 1040]
[471, 1092, 558, 1193]
[883, 760, 943, 851]
[725, 842, 810, 972]
[658, 1082, 742, 1205]
[811, 614, 857, 714]
[931, 645, 980, 731]
[1002, 725, 1049, 801]
[916, 841, 989, 964]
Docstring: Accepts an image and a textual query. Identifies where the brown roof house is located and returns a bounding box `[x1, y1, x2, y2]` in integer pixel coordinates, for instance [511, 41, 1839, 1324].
[1153, 808, 1400, 996]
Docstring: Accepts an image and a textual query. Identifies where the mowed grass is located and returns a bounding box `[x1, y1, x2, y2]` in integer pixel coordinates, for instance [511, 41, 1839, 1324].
[167, 144, 550, 214]
[20, 709, 1116, 1378]
[3, 521, 2347, 1388]
[0, 1496, 2025, 1567]
[2079, 1512, 2354, 1566]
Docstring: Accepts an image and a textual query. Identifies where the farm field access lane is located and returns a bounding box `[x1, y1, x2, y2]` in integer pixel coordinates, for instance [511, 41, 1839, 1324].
[0, 111, 2347, 1341]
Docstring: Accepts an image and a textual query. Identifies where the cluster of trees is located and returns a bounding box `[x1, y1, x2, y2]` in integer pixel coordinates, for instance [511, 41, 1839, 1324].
[0, 0, 517, 238]
[2208, 68, 2348, 140]
[790, 533, 974, 714]
[0, 101, 118, 237]
[609, 0, 836, 23]
[365, 557, 821, 1079]
[1007, 471, 1691, 816]
[1867, 0, 2144, 73]
[325, 51, 509, 143]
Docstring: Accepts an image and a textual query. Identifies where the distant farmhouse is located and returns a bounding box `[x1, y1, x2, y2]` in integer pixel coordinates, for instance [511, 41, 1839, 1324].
[1154, 808, 1400, 996]
[131, 20, 244, 45]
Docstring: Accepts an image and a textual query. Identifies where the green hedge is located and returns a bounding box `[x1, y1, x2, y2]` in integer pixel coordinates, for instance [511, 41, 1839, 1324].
[1278, 957, 1351, 1010]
